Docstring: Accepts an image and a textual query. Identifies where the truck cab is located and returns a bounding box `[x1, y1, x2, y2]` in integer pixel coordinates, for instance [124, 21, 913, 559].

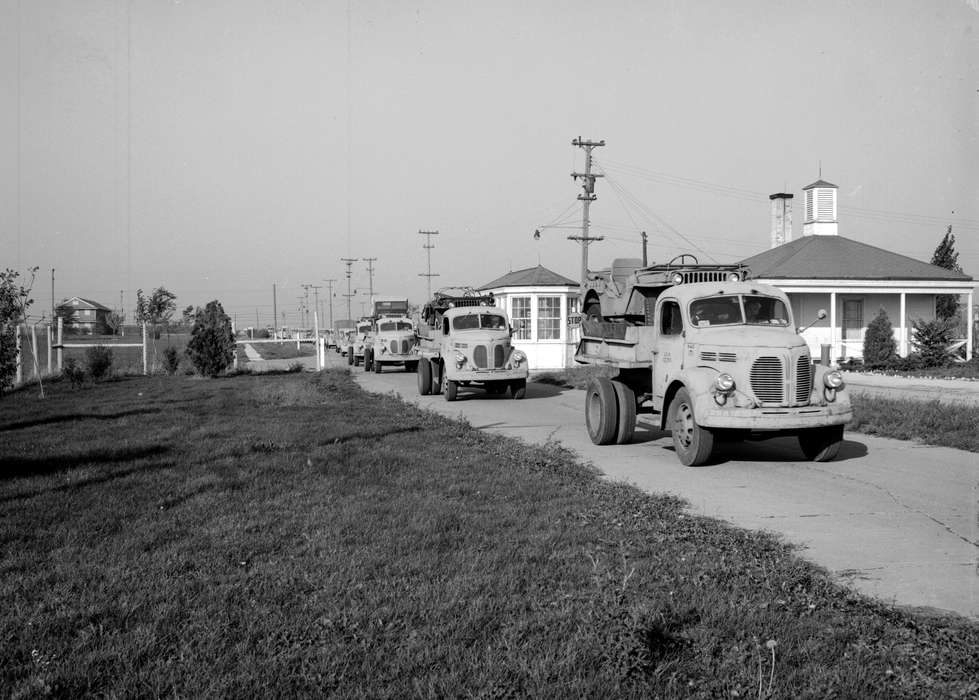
[347, 320, 373, 367]
[576, 259, 851, 466]
[416, 291, 529, 401]
[365, 316, 419, 373]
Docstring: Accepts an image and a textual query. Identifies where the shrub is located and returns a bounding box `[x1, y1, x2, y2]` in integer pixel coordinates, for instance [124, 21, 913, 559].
[162, 346, 180, 375]
[85, 345, 114, 380]
[186, 300, 236, 377]
[62, 357, 85, 387]
[862, 308, 896, 368]
[911, 317, 956, 368]
[884, 354, 925, 372]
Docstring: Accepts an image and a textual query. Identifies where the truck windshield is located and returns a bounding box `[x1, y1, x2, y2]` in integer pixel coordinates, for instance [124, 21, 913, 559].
[452, 313, 507, 330]
[689, 295, 789, 327]
[378, 321, 413, 331]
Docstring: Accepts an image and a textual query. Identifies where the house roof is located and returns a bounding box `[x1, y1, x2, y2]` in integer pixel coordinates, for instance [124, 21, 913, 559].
[479, 264, 579, 290]
[740, 235, 973, 282]
[66, 296, 112, 311]
[802, 179, 837, 190]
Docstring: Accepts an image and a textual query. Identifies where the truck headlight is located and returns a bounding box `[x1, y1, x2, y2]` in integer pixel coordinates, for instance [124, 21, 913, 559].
[454, 350, 467, 369]
[713, 373, 735, 393]
[511, 350, 526, 366]
[823, 371, 844, 389]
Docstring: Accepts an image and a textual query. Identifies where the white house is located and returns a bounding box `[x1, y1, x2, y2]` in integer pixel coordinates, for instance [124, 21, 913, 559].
[478, 265, 581, 370]
[742, 181, 974, 361]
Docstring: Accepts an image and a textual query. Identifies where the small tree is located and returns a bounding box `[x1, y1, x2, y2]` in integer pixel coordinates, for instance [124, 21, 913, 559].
[0, 268, 38, 396]
[862, 308, 897, 368]
[911, 317, 956, 368]
[931, 225, 963, 320]
[85, 345, 114, 380]
[54, 301, 78, 333]
[181, 305, 196, 328]
[105, 310, 124, 336]
[186, 300, 236, 377]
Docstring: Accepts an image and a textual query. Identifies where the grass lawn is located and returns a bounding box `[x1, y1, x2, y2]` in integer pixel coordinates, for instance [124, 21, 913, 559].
[532, 367, 979, 453]
[1, 370, 976, 697]
[245, 341, 316, 361]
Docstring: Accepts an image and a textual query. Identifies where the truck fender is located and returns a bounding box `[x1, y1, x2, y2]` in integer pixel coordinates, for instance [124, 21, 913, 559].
[811, 364, 852, 407]
[659, 368, 721, 431]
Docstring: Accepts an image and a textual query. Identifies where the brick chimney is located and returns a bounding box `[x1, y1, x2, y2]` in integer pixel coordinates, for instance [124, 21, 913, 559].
[769, 192, 793, 249]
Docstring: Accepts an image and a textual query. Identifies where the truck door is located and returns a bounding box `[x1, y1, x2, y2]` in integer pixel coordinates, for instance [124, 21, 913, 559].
[652, 298, 685, 407]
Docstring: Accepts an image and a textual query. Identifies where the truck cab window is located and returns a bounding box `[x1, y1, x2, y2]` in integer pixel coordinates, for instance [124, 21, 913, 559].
[660, 301, 682, 335]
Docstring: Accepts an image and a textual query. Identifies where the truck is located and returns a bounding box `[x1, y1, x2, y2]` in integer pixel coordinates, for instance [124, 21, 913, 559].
[346, 319, 373, 367]
[415, 289, 529, 401]
[363, 298, 419, 373]
[576, 256, 852, 466]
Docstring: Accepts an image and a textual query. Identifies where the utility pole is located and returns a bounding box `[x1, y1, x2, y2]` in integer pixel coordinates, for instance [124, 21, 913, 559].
[569, 137, 605, 287]
[323, 278, 336, 329]
[341, 257, 357, 322]
[272, 283, 278, 337]
[311, 285, 322, 330]
[50, 268, 55, 322]
[418, 230, 439, 298]
[300, 283, 313, 329]
[362, 257, 377, 310]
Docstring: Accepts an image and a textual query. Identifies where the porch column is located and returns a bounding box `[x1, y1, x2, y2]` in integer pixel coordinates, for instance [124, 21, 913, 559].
[968, 289, 974, 361]
[899, 292, 907, 357]
[829, 291, 837, 362]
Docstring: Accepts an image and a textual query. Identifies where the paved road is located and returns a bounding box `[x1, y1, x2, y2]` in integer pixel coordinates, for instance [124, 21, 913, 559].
[255, 352, 979, 621]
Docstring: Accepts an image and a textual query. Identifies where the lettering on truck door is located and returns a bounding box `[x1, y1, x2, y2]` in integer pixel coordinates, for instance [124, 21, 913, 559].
[652, 298, 684, 405]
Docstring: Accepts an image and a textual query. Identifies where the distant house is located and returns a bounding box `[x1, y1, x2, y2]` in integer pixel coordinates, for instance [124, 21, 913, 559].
[741, 181, 974, 361]
[479, 265, 581, 370]
[61, 297, 113, 334]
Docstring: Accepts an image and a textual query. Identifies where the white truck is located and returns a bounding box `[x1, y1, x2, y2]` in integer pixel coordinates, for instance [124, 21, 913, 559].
[363, 298, 419, 373]
[577, 257, 852, 466]
[346, 319, 373, 367]
[416, 290, 529, 401]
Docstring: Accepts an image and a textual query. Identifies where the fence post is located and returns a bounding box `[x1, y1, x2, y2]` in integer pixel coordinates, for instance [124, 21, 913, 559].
[30, 324, 38, 379]
[142, 322, 148, 375]
[47, 323, 52, 375]
[57, 317, 63, 373]
[15, 324, 22, 386]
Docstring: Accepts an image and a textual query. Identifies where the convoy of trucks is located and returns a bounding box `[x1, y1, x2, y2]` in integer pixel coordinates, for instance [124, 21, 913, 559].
[414, 290, 529, 401]
[363, 298, 419, 374]
[575, 256, 851, 466]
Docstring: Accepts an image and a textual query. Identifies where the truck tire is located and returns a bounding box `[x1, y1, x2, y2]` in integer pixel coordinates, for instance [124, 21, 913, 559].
[510, 378, 526, 400]
[363, 349, 373, 372]
[374, 357, 383, 373]
[585, 377, 618, 445]
[798, 425, 844, 461]
[347, 347, 354, 365]
[444, 379, 458, 401]
[611, 380, 636, 444]
[417, 359, 432, 395]
[406, 361, 418, 373]
[431, 363, 443, 395]
[669, 387, 714, 466]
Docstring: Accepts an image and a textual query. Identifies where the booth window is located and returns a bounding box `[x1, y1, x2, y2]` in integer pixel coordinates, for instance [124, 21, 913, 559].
[511, 296, 531, 339]
[537, 296, 561, 340]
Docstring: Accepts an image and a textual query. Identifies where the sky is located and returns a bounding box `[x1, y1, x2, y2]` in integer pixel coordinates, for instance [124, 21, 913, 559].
[2, 0, 978, 328]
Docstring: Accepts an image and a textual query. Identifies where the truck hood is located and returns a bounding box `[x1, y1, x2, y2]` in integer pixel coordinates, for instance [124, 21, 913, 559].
[687, 326, 807, 350]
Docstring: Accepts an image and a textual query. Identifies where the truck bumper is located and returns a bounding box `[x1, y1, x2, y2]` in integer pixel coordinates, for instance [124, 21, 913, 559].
[696, 397, 852, 430]
[449, 368, 528, 382]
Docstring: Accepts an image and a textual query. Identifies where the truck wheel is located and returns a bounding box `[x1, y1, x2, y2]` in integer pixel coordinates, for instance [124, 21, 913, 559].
[444, 379, 458, 401]
[611, 380, 636, 444]
[363, 349, 373, 372]
[406, 361, 418, 373]
[585, 377, 618, 445]
[510, 378, 526, 400]
[347, 347, 354, 365]
[431, 363, 443, 395]
[374, 358, 382, 373]
[417, 359, 432, 395]
[798, 425, 844, 461]
[670, 387, 714, 466]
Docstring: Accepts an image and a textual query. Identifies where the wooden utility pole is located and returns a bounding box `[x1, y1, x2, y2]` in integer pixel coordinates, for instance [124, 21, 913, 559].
[569, 137, 605, 287]
[272, 283, 278, 337]
[311, 285, 322, 330]
[341, 257, 357, 322]
[418, 230, 439, 298]
[322, 278, 336, 329]
[362, 258, 377, 309]
[300, 283, 313, 329]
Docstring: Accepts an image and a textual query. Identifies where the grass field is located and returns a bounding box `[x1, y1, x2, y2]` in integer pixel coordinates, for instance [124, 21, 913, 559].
[1, 370, 976, 697]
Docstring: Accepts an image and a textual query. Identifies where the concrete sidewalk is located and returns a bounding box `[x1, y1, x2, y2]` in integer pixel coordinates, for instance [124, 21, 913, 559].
[843, 372, 979, 406]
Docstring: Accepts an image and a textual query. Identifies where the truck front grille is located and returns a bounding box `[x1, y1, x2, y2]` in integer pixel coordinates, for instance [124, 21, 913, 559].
[473, 344, 505, 369]
[750, 356, 784, 403]
[796, 355, 813, 402]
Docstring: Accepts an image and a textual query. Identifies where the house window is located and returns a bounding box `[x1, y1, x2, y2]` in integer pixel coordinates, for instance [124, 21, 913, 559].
[511, 296, 531, 340]
[537, 296, 561, 340]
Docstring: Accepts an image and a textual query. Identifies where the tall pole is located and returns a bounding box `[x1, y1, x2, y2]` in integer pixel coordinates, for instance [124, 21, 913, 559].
[272, 283, 278, 337]
[50, 268, 55, 321]
[323, 278, 336, 329]
[341, 257, 357, 322]
[569, 137, 605, 287]
[311, 285, 322, 331]
[362, 258, 376, 310]
[300, 283, 313, 329]
[418, 230, 439, 298]
[641, 231, 648, 266]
